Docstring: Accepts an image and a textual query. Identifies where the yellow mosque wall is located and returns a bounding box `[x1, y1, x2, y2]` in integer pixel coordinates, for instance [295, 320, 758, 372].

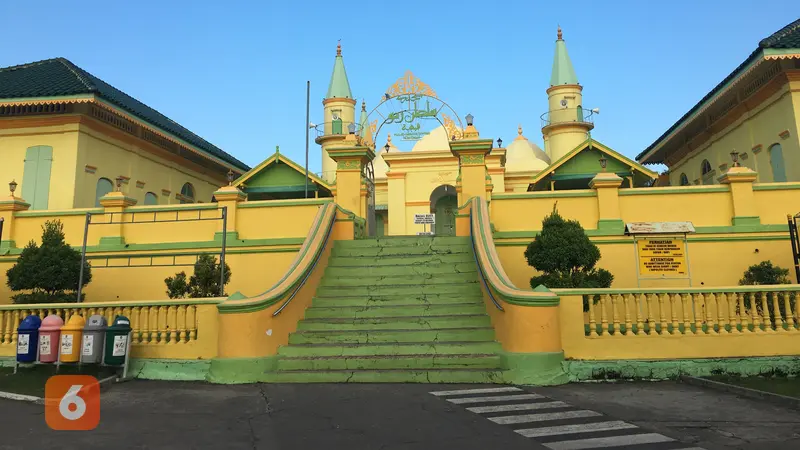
[491, 180, 800, 289]
[667, 79, 800, 186]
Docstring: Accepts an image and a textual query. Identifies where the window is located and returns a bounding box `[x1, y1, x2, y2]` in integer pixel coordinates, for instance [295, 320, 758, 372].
[769, 143, 787, 182]
[701, 160, 712, 175]
[144, 192, 158, 205]
[95, 178, 114, 207]
[179, 183, 195, 204]
[21, 146, 53, 210]
[679, 173, 689, 186]
[701, 159, 714, 185]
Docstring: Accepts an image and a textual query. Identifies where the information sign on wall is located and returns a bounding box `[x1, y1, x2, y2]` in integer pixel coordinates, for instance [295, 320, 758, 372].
[637, 239, 688, 276]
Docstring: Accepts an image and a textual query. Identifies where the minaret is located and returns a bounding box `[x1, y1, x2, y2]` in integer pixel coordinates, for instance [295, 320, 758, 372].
[541, 26, 594, 161]
[315, 41, 356, 183]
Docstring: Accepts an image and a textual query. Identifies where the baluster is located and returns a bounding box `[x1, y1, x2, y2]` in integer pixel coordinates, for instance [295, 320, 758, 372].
[727, 292, 740, 334]
[783, 292, 797, 333]
[139, 307, 150, 343]
[159, 306, 168, 345]
[736, 293, 748, 333]
[716, 293, 729, 334]
[611, 295, 622, 336]
[599, 294, 609, 336]
[761, 291, 774, 333]
[681, 294, 692, 335]
[11, 310, 20, 344]
[646, 294, 657, 336]
[657, 294, 668, 335]
[772, 292, 785, 333]
[0, 311, 6, 344]
[169, 306, 178, 344]
[149, 306, 159, 343]
[704, 293, 717, 334]
[129, 307, 139, 343]
[178, 305, 189, 343]
[187, 306, 197, 341]
[750, 293, 763, 333]
[635, 294, 646, 336]
[669, 293, 681, 335]
[692, 293, 703, 334]
[587, 295, 598, 337]
[623, 294, 633, 336]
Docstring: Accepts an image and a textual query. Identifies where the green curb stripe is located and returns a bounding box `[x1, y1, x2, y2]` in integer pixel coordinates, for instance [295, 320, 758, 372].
[753, 183, 800, 191]
[553, 284, 800, 295]
[207, 357, 278, 383]
[128, 359, 211, 381]
[501, 351, 568, 385]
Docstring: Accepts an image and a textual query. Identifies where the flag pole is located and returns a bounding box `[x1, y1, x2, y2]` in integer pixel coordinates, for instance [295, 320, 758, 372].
[304, 80, 310, 198]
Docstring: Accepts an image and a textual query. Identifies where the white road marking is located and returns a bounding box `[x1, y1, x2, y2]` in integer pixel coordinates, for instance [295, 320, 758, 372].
[489, 410, 602, 424]
[467, 401, 569, 414]
[447, 393, 543, 404]
[515, 420, 637, 438]
[429, 387, 521, 396]
[544, 432, 675, 450]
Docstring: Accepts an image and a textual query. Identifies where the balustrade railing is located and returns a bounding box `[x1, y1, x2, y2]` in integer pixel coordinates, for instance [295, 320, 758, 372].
[556, 287, 799, 337]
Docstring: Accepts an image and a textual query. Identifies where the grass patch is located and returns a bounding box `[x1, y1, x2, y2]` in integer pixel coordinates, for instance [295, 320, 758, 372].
[0, 364, 119, 398]
[707, 375, 800, 399]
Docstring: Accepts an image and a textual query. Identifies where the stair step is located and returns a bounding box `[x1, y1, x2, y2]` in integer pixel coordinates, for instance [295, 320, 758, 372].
[278, 341, 503, 357]
[319, 273, 479, 287]
[334, 236, 469, 248]
[327, 254, 473, 267]
[297, 315, 492, 330]
[316, 284, 481, 297]
[311, 295, 482, 307]
[264, 369, 506, 383]
[288, 328, 495, 345]
[324, 263, 476, 277]
[277, 354, 501, 371]
[331, 245, 471, 257]
[304, 303, 487, 319]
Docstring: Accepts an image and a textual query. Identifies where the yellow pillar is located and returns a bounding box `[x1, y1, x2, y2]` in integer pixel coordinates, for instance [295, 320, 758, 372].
[213, 183, 247, 241]
[589, 171, 624, 234]
[719, 166, 760, 227]
[449, 121, 493, 205]
[98, 187, 137, 246]
[387, 171, 406, 236]
[327, 137, 375, 233]
[0, 181, 31, 251]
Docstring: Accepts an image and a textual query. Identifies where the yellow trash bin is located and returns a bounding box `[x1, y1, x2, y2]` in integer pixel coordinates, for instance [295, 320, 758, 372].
[59, 314, 86, 363]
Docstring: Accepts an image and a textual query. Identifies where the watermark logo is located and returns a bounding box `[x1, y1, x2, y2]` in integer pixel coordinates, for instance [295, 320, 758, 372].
[45, 375, 100, 430]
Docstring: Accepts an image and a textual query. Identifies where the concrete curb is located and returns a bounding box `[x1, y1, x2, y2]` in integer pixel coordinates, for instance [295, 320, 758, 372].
[681, 375, 800, 411]
[0, 390, 43, 404]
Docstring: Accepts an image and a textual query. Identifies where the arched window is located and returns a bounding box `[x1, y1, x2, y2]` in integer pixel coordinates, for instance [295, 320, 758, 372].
[180, 183, 195, 204]
[701, 160, 712, 175]
[769, 143, 787, 182]
[144, 192, 158, 205]
[95, 178, 114, 207]
[679, 173, 689, 186]
[701, 159, 713, 185]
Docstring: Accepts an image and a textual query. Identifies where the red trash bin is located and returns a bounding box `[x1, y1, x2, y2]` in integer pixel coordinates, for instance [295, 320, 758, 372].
[38, 315, 64, 363]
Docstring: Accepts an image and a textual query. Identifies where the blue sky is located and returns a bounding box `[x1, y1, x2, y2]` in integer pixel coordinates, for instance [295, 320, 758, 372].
[1, 1, 797, 173]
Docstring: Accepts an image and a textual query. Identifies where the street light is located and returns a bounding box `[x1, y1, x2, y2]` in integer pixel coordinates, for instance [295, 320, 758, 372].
[9, 180, 17, 196]
[227, 169, 235, 185]
[115, 176, 124, 191]
[598, 154, 608, 171]
[348, 123, 356, 134]
[730, 150, 740, 167]
[384, 142, 390, 153]
[497, 138, 503, 148]
[465, 114, 474, 126]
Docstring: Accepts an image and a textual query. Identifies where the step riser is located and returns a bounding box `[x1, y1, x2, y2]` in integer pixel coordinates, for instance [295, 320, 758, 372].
[327, 254, 473, 267]
[277, 356, 502, 371]
[311, 297, 482, 307]
[305, 305, 487, 319]
[288, 329, 496, 345]
[316, 285, 481, 296]
[278, 342, 503, 357]
[265, 370, 506, 383]
[319, 277, 479, 288]
[331, 246, 471, 257]
[334, 237, 469, 248]
[296, 317, 491, 331]
[324, 263, 477, 277]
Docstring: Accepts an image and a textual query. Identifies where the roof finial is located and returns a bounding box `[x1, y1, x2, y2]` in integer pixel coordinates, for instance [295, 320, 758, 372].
[361, 100, 366, 111]
[337, 40, 342, 56]
[275, 145, 280, 154]
[387, 133, 392, 144]
[557, 25, 562, 40]
[518, 124, 523, 136]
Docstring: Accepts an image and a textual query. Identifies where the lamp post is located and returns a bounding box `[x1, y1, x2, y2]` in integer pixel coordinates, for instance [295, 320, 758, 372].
[348, 123, 356, 134]
[9, 180, 17, 197]
[227, 169, 235, 186]
[598, 154, 608, 172]
[730, 150, 740, 167]
[497, 138, 503, 148]
[465, 114, 474, 126]
[115, 176, 124, 192]
[384, 142, 390, 153]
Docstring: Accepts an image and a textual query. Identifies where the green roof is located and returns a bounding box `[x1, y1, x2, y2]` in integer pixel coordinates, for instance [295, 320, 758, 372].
[326, 46, 353, 99]
[0, 58, 249, 171]
[550, 31, 578, 86]
[637, 18, 800, 163]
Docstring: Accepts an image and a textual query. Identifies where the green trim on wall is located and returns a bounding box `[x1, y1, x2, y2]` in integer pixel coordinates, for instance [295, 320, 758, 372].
[732, 216, 760, 227]
[493, 232, 789, 247]
[244, 185, 319, 194]
[99, 236, 125, 246]
[752, 183, 800, 191]
[208, 356, 278, 383]
[126, 204, 218, 213]
[238, 198, 333, 208]
[128, 359, 212, 381]
[213, 231, 240, 242]
[492, 190, 597, 199]
[597, 219, 624, 234]
[618, 186, 731, 195]
[502, 351, 568, 385]
[13, 208, 102, 218]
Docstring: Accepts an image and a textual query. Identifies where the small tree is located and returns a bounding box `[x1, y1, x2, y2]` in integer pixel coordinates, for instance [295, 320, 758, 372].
[6, 220, 91, 303]
[739, 261, 794, 321]
[165, 253, 231, 299]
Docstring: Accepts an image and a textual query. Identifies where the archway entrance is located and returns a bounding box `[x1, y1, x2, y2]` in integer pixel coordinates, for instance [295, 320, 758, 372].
[430, 185, 457, 236]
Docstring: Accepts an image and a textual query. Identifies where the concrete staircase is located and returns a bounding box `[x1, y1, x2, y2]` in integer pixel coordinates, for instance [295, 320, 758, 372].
[267, 236, 506, 383]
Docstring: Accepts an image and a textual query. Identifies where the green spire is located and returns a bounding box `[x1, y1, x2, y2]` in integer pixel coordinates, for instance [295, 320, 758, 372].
[359, 101, 368, 138]
[550, 26, 578, 86]
[326, 41, 353, 99]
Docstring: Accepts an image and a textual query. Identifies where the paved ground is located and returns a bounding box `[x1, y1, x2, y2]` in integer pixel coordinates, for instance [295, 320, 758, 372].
[0, 380, 798, 449]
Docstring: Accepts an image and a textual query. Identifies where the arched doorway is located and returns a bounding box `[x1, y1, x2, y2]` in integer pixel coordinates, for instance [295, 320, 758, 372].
[429, 185, 457, 236]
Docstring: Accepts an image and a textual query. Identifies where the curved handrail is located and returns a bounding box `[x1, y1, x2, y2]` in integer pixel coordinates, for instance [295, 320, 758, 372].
[470, 207, 504, 311]
[272, 205, 337, 316]
[217, 203, 337, 314]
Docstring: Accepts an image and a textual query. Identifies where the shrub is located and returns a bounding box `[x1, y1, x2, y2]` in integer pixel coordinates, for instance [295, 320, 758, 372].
[165, 253, 231, 299]
[738, 261, 794, 321]
[6, 220, 91, 304]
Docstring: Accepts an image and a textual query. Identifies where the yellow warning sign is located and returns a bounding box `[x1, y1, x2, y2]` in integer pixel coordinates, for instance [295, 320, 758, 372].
[637, 239, 688, 276]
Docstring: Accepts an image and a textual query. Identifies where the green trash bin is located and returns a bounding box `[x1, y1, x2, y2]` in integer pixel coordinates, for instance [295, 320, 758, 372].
[103, 315, 132, 366]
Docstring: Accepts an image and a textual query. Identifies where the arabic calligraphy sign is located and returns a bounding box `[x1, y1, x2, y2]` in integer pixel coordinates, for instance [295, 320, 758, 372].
[384, 94, 442, 141]
[637, 239, 688, 277]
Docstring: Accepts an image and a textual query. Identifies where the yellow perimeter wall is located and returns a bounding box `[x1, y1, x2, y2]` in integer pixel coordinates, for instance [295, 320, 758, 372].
[491, 182, 800, 289]
[0, 197, 333, 303]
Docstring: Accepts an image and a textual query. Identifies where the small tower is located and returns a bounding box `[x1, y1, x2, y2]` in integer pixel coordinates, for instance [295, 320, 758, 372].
[542, 26, 594, 161]
[315, 41, 357, 183]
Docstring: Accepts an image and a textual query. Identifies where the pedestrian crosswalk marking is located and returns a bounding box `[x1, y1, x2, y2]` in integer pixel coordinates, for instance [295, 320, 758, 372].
[489, 410, 602, 425]
[515, 420, 637, 438]
[430, 387, 521, 396]
[467, 401, 568, 414]
[429, 387, 706, 450]
[447, 393, 543, 404]
[544, 432, 675, 450]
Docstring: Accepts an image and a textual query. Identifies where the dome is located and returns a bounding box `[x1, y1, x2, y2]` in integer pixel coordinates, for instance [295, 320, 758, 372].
[371, 133, 399, 179]
[411, 125, 459, 152]
[504, 125, 550, 172]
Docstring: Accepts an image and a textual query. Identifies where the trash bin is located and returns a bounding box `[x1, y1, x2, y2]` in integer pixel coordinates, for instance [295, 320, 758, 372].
[103, 315, 132, 366]
[81, 315, 107, 364]
[38, 315, 64, 363]
[16, 315, 42, 363]
[59, 314, 85, 363]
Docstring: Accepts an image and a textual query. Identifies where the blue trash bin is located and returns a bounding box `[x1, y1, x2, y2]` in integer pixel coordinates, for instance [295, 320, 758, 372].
[16, 315, 42, 363]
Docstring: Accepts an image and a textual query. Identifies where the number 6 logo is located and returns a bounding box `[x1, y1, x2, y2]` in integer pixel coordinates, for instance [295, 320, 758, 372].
[45, 375, 100, 430]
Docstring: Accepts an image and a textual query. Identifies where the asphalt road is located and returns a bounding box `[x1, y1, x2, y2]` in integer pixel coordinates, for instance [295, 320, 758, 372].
[0, 380, 797, 449]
